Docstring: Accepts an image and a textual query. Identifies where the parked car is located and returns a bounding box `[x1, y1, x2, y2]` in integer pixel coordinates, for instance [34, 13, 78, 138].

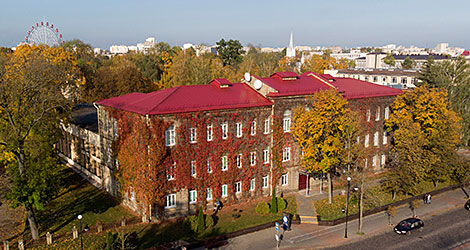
[394, 218, 424, 235]
[465, 200, 470, 211]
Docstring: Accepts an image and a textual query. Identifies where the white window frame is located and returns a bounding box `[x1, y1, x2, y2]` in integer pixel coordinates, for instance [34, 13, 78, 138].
[374, 131, 379, 146]
[250, 151, 256, 166]
[113, 120, 118, 137]
[365, 134, 370, 148]
[221, 184, 228, 197]
[366, 109, 371, 122]
[206, 188, 212, 200]
[262, 176, 269, 188]
[281, 173, 288, 186]
[381, 154, 386, 166]
[221, 123, 228, 140]
[167, 162, 176, 180]
[189, 190, 197, 204]
[165, 124, 176, 146]
[235, 181, 242, 194]
[236, 154, 242, 168]
[282, 147, 291, 162]
[384, 106, 390, 120]
[283, 118, 291, 132]
[383, 131, 388, 145]
[236, 123, 243, 138]
[263, 149, 269, 164]
[250, 120, 256, 136]
[165, 193, 176, 208]
[221, 155, 228, 171]
[375, 107, 380, 121]
[189, 127, 197, 144]
[250, 179, 255, 191]
[207, 159, 212, 173]
[207, 124, 213, 141]
[372, 155, 378, 167]
[190, 160, 196, 177]
[264, 118, 270, 134]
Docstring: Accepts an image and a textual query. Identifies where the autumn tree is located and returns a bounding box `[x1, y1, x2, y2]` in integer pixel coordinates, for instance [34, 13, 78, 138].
[0, 45, 82, 239]
[216, 39, 243, 67]
[384, 86, 461, 196]
[238, 49, 282, 77]
[292, 89, 361, 203]
[300, 54, 349, 74]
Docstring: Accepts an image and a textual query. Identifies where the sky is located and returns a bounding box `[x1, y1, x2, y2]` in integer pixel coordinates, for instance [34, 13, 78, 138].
[1, 0, 469, 49]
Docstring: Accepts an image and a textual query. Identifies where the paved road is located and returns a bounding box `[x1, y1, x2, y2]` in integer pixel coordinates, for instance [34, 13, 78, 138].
[326, 207, 470, 250]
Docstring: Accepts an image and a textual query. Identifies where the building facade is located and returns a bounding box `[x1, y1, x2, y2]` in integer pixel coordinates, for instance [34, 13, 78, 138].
[325, 69, 419, 89]
[58, 72, 402, 219]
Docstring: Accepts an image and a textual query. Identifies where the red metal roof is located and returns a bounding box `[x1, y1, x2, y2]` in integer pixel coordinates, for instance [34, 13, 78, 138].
[96, 81, 273, 115]
[257, 73, 333, 97]
[270, 72, 299, 79]
[330, 78, 403, 99]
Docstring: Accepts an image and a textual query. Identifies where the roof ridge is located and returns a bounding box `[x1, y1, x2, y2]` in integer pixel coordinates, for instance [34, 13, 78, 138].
[305, 72, 337, 89]
[147, 87, 180, 115]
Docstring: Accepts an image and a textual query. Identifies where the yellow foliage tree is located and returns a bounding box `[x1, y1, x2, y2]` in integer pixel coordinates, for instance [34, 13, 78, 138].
[293, 89, 361, 203]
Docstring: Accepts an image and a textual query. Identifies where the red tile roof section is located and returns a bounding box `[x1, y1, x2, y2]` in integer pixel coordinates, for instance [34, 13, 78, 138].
[330, 78, 403, 99]
[96, 82, 273, 115]
[270, 72, 299, 78]
[257, 73, 333, 97]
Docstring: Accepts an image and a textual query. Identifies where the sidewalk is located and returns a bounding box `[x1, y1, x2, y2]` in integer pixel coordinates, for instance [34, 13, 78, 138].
[216, 187, 469, 250]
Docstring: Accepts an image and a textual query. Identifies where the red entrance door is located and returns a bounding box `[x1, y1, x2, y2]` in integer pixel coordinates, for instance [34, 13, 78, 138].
[298, 174, 307, 190]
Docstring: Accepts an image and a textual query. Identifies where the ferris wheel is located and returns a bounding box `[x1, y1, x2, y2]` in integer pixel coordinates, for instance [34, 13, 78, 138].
[25, 21, 63, 47]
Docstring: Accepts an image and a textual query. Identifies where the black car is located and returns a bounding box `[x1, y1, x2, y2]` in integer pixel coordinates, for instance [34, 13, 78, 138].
[394, 218, 424, 235]
[465, 200, 470, 211]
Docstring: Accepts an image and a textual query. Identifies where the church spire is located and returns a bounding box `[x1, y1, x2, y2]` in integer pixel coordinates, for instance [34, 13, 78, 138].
[286, 32, 295, 57]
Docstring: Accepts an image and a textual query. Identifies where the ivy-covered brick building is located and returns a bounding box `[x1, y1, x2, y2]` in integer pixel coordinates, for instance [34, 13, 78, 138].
[58, 71, 402, 219]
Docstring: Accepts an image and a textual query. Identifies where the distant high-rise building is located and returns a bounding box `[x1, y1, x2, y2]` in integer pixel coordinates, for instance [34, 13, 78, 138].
[286, 32, 295, 57]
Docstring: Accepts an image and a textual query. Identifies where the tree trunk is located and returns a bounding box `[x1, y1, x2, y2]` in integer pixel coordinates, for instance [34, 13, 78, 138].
[26, 204, 39, 240]
[327, 172, 332, 204]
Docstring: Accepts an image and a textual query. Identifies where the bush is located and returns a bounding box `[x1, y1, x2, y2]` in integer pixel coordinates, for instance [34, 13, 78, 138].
[205, 214, 214, 229]
[183, 215, 198, 232]
[270, 187, 278, 213]
[277, 198, 287, 211]
[197, 208, 205, 232]
[256, 201, 270, 215]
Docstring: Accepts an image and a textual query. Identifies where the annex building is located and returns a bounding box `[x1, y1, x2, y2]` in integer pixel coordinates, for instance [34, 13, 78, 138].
[57, 71, 402, 219]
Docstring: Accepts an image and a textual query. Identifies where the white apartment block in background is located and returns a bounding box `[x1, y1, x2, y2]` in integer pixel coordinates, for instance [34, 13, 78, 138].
[109, 37, 156, 54]
[325, 69, 418, 89]
[110, 45, 129, 54]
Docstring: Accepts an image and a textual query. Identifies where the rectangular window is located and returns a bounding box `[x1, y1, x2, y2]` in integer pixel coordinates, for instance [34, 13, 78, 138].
[392, 77, 397, 83]
[283, 118, 291, 132]
[236, 154, 242, 168]
[384, 107, 390, 120]
[375, 107, 380, 121]
[165, 193, 176, 208]
[189, 190, 197, 204]
[221, 184, 228, 197]
[207, 159, 212, 173]
[281, 173, 288, 186]
[263, 149, 269, 164]
[189, 128, 197, 143]
[365, 134, 369, 148]
[383, 131, 388, 145]
[221, 123, 228, 140]
[381, 154, 386, 166]
[401, 77, 407, 84]
[221, 155, 228, 171]
[206, 188, 212, 200]
[282, 147, 291, 162]
[207, 124, 213, 141]
[264, 118, 270, 134]
[262, 176, 269, 188]
[235, 181, 242, 194]
[236, 123, 243, 138]
[167, 162, 176, 180]
[372, 155, 378, 167]
[364, 158, 368, 168]
[190, 160, 196, 177]
[113, 120, 118, 137]
[250, 151, 256, 166]
[374, 131, 379, 146]
[165, 124, 176, 146]
[366, 109, 371, 122]
[250, 121, 256, 136]
[373, 76, 378, 82]
[250, 179, 255, 191]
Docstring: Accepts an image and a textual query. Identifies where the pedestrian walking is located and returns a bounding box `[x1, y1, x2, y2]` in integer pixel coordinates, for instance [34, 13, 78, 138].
[427, 194, 432, 205]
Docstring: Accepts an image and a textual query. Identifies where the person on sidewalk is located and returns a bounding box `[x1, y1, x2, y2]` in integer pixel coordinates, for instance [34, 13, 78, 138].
[427, 194, 432, 205]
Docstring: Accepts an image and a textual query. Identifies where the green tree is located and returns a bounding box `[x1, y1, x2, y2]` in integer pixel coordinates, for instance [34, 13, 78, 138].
[417, 55, 435, 85]
[216, 39, 243, 67]
[384, 86, 461, 195]
[0, 44, 81, 239]
[270, 187, 278, 213]
[196, 207, 205, 233]
[292, 89, 360, 203]
[401, 56, 416, 69]
[383, 53, 396, 67]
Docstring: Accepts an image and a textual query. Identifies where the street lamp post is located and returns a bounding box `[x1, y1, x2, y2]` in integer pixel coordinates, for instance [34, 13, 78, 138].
[344, 176, 351, 238]
[77, 215, 83, 250]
